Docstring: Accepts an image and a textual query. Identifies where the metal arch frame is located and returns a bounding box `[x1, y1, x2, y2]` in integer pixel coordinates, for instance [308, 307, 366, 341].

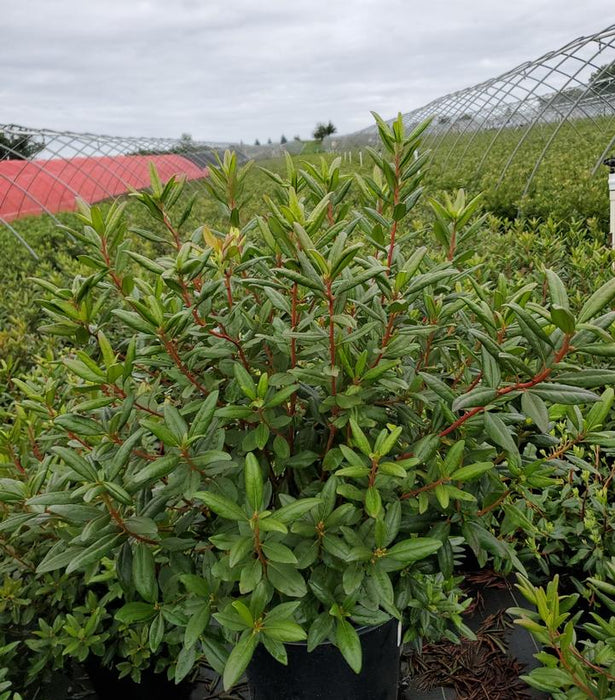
[0, 125, 231, 254]
[521, 49, 615, 199]
[494, 44, 614, 189]
[8, 130, 125, 217]
[446, 55, 604, 173]
[332, 23, 615, 200]
[0, 215, 39, 258]
[2, 126, 216, 219]
[472, 54, 599, 176]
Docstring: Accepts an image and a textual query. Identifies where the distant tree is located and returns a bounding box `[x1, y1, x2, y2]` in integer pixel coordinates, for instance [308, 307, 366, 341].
[254, 139, 261, 146]
[589, 61, 615, 95]
[267, 138, 272, 145]
[0, 131, 45, 160]
[312, 121, 337, 141]
[293, 135, 301, 142]
[176, 132, 197, 152]
[280, 134, 288, 144]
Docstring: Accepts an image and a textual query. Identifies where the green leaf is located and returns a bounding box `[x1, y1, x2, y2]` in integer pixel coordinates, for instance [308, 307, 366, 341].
[36, 546, 82, 574]
[223, 632, 258, 690]
[163, 402, 188, 442]
[550, 305, 575, 334]
[132, 543, 158, 603]
[528, 384, 599, 405]
[234, 363, 256, 399]
[545, 269, 569, 311]
[66, 534, 122, 574]
[336, 266, 387, 294]
[336, 619, 362, 674]
[378, 461, 408, 478]
[103, 481, 133, 506]
[131, 454, 180, 486]
[365, 486, 381, 518]
[578, 277, 615, 323]
[52, 447, 98, 482]
[149, 614, 165, 652]
[262, 635, 288, 665]
[484, 412, 518, 456]
[452, 388, 497, 413]
[265, 384, 299, 408]
[180, 575, 209, 597]
[262, 541, 298, 564]
[307, 613, 335, 652]
[521, 392, 550, 433]
[349, 419, 372, 456]
[336, 466, 370, 478]
[267, 562, 307, 597]
[443, 440, 465, 474]
[112, 309, 156, 334]
[140, 418, 179, 447]
[195, 492, 248, 521]
[126, 251, 165, 274]
[239, 559, 263, 593]
[115, 602, 156, 624]
[63, 358, 105, 383]
[184, 602, 210, 648]
[434, 484, 450, 509]
[257, 516, 288, 534]
[450, 462, 494, 481]
[523, 667, 573, 691]
[273, 434, 290, 459]
[377, 426, 402, 457]
[244, 453, 264, 511]
[175, 644, 196, 684]
[274, 498, 321, 523]
[189, 390, 219, 438]
[263, 619, 307, 643]
[386, 537, 442, 563]
[228, 536, 253, 567]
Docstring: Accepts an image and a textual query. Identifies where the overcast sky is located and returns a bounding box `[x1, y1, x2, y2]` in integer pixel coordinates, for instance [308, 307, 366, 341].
[1, 1, 614, 143]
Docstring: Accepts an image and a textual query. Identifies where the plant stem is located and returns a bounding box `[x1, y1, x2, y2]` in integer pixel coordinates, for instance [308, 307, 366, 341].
[440, 335, 571, 438]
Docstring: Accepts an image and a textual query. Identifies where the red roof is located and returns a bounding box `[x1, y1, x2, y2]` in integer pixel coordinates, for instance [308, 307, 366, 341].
[0, 153, 208, 221]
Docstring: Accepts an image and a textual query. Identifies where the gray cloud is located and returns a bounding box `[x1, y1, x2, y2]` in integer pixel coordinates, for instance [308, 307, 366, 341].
[1, 0, 613, 142]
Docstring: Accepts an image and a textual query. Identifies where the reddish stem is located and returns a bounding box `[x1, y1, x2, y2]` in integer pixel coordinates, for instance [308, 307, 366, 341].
[326, 280, 337, 397]
[386, 151, 401, 272]
[439, 335, 571, 439]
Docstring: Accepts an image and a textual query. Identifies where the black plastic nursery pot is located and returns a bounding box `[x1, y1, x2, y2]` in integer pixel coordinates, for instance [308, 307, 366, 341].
[246, 618, 401, 700]
[84, 657, 195, 700]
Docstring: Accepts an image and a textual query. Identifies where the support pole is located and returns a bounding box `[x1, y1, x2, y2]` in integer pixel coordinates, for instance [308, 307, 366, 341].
[604, 158, 615, 250]
[610, 172, 615, 251]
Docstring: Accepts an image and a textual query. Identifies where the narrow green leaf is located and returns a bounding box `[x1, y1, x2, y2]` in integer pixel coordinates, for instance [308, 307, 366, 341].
[349, 419, 372, 456]
[189, 391, 219, 438]
[66, 534, 122, 574]
[578, 277, 615, 323]
[545, 269, 569, 311]
[450, 462, 494, 481]
[336, 619, 362, 674]
[387, 537, 442, 563]
[115, 602, 156, 624]
[184, 603, 210, 648]
[244, 453, 263, 511]
[262, 541, 298, 564]
[52, 447, 98, 482]
[195, 492, 248, 521]
[131, 454, 180, 486]
[223, 632, 258, 690]
[132, 543, 158, 603]
[175, 644, 196, 684]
